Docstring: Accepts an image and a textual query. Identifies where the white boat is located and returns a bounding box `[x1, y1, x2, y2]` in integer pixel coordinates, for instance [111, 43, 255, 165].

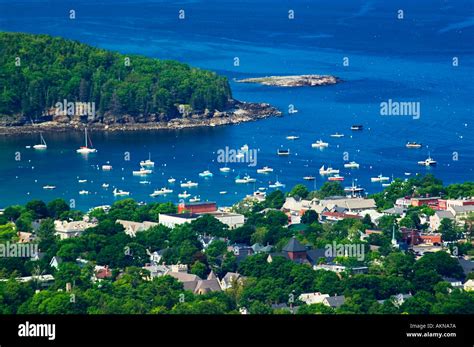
[371, 174, 390, 182]
[139, 180, 151, 184]
[199, 170, 213, 178]
[133, 168, 153, 176]
[344, 181, 364, 194]
[286, 135, 300, 140]
[219, 167, 231, 173]
[76, 128, 97, 154]
[140, 153, 155, 167]
[180, 180, 198, 188]
[168, 178, 176, 184]
[79, 190, 90, 195]
[257, 166, 274, 174]
[235, 174, 256, 184]
[178, 191, 191, 198]
[25, 145, 31, 149]
[277, 149, 290, 156]
[113, 188, 130, 196]
[344, 161, 360, 169]
[319, 165, 339, 175]
[78, 179, 87, 183]
[330, 133, 344, 138]
[303, 176, 315, 181]
[406, 142, 422, 149]
[328, 174, 344, 181]
[33, 132, 47, 150]
[382, 182, 392, 187]
[150, 188, 173, 197]
[42, 185, 56, 190]
[404, 172, 412, 176]
[312, 140, 329, 148]
[102, 183, 109, 188]
[418, 155, 437, 166]
[269, 180, 285, 188]
[219, 191, 227, 195]
[189, 196, 201, 203]
[102, 165, 113, 171]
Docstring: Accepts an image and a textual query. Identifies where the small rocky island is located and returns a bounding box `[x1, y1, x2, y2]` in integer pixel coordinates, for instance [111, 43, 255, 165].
[236, 74, 341, 87]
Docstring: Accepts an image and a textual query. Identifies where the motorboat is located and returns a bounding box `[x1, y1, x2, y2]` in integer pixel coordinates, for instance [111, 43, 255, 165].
[180, 180, 198, 188]
[311, 140, 329, 148]
[257, 166, 274, 174]
[235, 174, 256, 184]
[150, 188, 173, 197]
[178, 191, 191, 198]
[133, 168, 152, 176]
[189, 196, 201, 203]
[277, 149, 290, 156]
[319, 165, 339, 175]
[199, 170, 213, 178]
[344, 161, 360, 169]
[113, 188, 130, 196]
[406, 142, 422, 149]
[330, 133, 344, 138]
[371, 174, 390, 182]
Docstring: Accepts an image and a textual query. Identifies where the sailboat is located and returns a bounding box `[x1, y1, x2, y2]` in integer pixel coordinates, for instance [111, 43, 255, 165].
[140, 153, 155, 167]
[33, 132, 47, 150]
[76, 128, 97, 154]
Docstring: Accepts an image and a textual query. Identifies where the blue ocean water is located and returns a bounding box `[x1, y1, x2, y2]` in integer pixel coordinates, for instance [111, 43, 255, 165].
[0, 0, 473, 210]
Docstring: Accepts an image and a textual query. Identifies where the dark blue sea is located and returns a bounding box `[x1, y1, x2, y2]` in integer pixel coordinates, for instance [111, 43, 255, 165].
[0, 0, 473, 210]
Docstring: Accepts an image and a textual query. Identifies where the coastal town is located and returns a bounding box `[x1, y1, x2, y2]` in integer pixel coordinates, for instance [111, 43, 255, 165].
[1, 174, 473, 314]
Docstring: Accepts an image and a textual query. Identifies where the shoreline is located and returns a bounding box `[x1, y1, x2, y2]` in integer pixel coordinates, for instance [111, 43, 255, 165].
[0, 101, 282, 136]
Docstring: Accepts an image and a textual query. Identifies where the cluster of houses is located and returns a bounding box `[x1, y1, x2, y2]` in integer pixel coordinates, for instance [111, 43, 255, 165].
[391, 196, 474, 231]
[4, 193, 474, 312]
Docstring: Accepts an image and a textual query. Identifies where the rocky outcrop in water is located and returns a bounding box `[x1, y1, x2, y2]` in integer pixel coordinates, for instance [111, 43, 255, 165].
[236, 74, 340, 87]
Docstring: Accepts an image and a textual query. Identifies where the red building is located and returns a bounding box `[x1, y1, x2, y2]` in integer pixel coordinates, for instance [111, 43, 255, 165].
[282, 237, 307, 261]
[178, 202, 217, 214]
[419, 233, 442, 245]
[410, 196, 440, 208]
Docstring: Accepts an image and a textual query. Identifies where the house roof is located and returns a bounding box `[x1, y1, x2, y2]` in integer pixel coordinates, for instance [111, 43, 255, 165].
[282, 237, 306, 252]
[435, 210, 454, 219]
[457, 259, 474, 276]
[324, 295, 345, 308]
[195, 279, 222, 293]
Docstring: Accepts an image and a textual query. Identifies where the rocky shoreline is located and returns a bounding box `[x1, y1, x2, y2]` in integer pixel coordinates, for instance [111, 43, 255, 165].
[0, 100, 281, 135]
[236, 74, 341, 87]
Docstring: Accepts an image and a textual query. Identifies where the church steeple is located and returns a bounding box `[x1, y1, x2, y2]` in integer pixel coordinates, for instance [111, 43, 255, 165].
[391, 225, 399, 248]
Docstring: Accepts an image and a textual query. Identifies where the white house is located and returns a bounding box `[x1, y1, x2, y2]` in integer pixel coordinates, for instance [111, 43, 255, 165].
[116, 219, 159, 237]
[158, 213, 200, 228]
[199, 211, 245, 229]
[54, 220, 97, 239]
[299, 292, 330, 305]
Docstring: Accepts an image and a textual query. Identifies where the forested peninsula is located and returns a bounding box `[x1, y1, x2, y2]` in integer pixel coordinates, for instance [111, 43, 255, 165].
[0, 32, 280, 133]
